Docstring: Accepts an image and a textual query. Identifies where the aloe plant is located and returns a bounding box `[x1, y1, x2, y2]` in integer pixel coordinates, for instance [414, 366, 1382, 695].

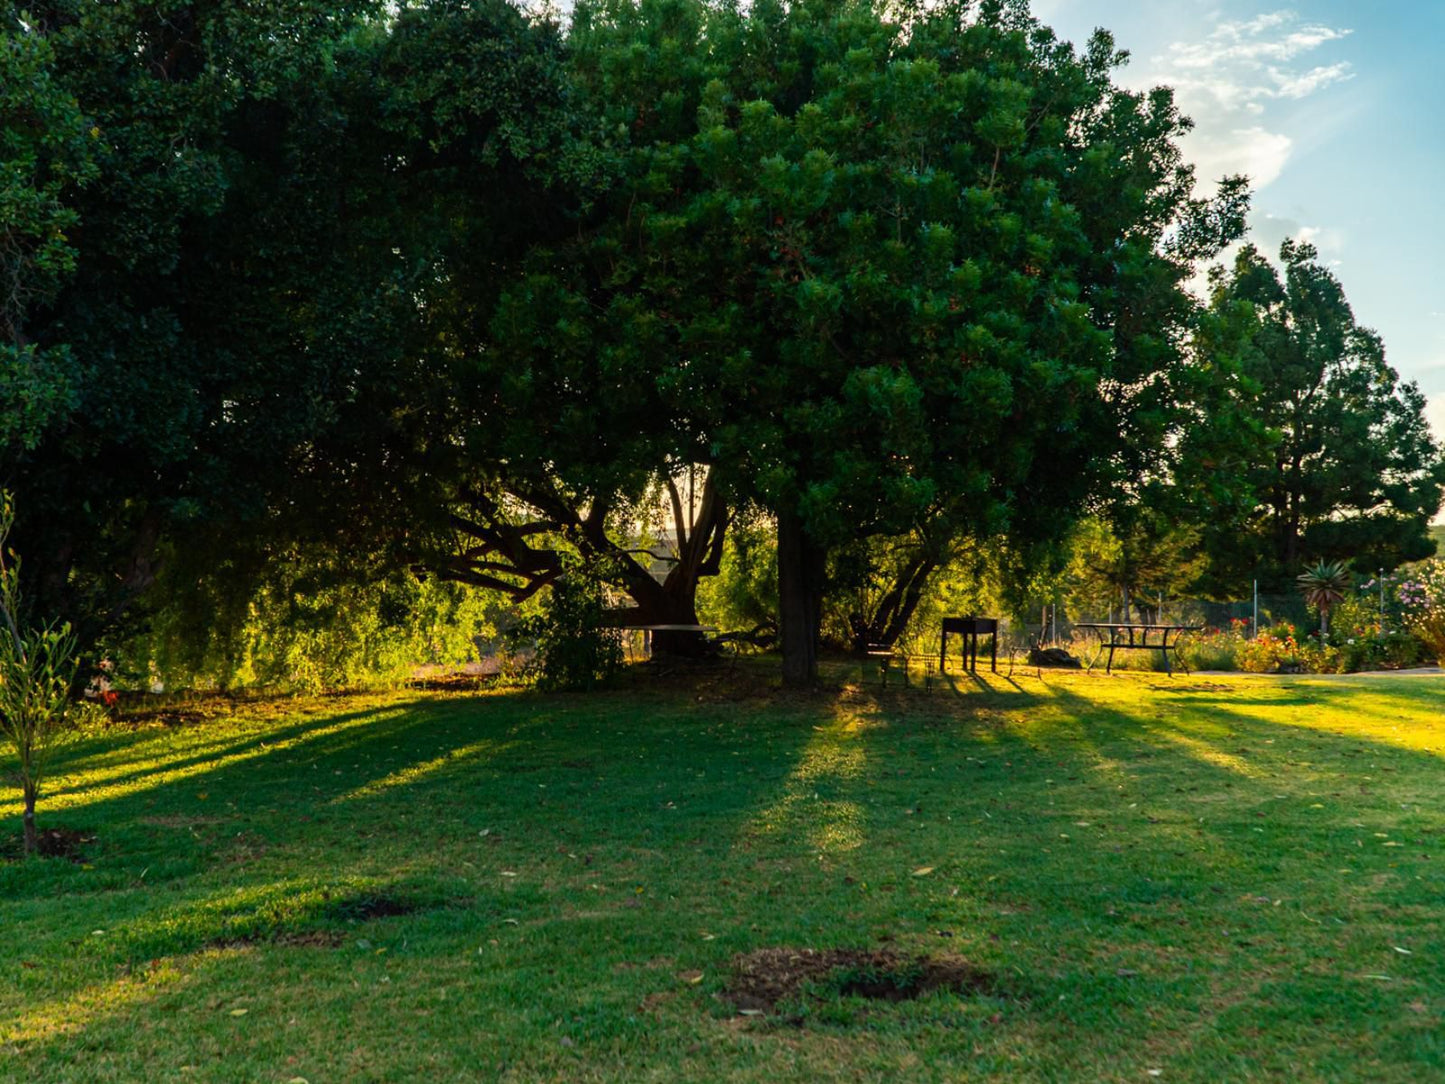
[1297, 561, 1353, 638]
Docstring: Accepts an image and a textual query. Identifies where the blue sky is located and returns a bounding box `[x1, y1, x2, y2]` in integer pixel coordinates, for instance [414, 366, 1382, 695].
[1032, 2, 1445, 441]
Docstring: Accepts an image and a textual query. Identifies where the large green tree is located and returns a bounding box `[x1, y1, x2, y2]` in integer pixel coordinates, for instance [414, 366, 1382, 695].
[4, 1, 385, 640]
[558, 0, 1245, 684]
[0, 15, 96, 454]
[2, 1, 600, 655]
[1184, 240, 1444, 590]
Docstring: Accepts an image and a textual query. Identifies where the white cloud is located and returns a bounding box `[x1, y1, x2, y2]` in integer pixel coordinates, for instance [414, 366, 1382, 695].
[1186, 125, 1294, 190]
[1275, 62, 1353, 99]
[1164, 18, 1351, 70]
[1131, 10, 1354, 190]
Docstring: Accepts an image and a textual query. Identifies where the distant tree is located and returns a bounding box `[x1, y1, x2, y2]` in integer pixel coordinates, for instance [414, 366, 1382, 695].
[1185, 241, 1445, 591]
[829, 516, 969, 654]
[1062, 509, 1205, 622]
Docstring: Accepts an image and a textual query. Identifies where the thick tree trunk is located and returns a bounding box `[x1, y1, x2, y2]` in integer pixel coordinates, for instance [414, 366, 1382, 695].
[447, 472, 728, 661]
[609, 480, 727, 659]
[777, 508, 823, 687]
[22, 787, 37, 857]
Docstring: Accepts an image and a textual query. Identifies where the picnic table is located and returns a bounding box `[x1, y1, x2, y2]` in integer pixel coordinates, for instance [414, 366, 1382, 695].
[1074, 623, 1202, 676]
[610, 623, 718, 659]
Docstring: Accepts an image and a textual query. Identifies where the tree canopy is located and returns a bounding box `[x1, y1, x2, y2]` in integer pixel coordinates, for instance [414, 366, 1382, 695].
[550, 0, 1246, 681]
[21, 0, 1442, 690]
[1, 0, 599, 648]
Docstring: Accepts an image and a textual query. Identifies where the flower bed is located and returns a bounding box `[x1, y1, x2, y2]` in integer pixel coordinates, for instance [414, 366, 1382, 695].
[1170, 561, 1445, 674]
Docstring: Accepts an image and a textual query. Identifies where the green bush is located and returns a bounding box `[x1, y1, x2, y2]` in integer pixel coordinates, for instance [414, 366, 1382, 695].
[696, 513, 778, 638]
[118, 554, 499, 693]
[511, 575, 623, 692]
[1411, 612, 1445, 666]
[1396, 560, 1445, 665]
[1296, 639, 1345, 674]
[1235, 628, 1350, 674]
[1237, 630, 1301, 673]
[1176, 625, 1246, 671]
[0, 492, 83, 855]
[1329, 594, 1383, 642]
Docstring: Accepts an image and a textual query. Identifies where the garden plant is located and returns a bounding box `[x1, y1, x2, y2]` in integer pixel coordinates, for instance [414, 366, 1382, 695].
[0, 494, 80, 856]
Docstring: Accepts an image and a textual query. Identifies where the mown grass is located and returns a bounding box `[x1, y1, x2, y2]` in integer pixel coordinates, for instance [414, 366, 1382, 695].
[2, 663, 1443, 1082]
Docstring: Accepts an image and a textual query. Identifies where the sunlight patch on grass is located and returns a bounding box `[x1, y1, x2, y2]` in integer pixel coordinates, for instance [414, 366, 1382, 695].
[329, 738, 513, 805]
[110, 878, 327, 956]
[0, 707, 410, 818]
[1148, 727, 1264, 778]
[0, 952, 211, 1047]
[1259, 683, 1445, 757]
[42, 729, 291, 803]
[745, 720, 870, 852]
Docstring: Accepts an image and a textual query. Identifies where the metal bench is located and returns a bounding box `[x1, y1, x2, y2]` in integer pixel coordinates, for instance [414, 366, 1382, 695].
[1074, 623, 1202, 675]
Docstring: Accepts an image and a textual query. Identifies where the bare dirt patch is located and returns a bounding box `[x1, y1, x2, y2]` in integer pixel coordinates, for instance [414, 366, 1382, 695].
[324, 893, 425, 921]
[319, 889, 474, 924]
[405, 673, 498, 692]
[725, 947, 998, 1015]
[112, 705, 216, 728]
[208, 929, 346, 950]
[2, 826, 95, 862]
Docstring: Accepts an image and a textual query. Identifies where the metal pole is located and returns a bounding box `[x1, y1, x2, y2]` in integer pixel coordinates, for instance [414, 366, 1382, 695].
[1252, 579, 1258, 638]
[1379, 569, 1386, 628]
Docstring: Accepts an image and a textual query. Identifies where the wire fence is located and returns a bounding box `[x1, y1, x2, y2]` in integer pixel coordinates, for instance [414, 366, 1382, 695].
[895, 583, 1392, 675]
[1036, 592, 1314, 646]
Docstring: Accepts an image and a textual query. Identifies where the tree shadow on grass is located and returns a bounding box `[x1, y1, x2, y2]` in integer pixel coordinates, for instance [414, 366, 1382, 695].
[7, 675, 1445, 1076]
[42, 705, 402, 802]
[798, 674, 1445, 1062]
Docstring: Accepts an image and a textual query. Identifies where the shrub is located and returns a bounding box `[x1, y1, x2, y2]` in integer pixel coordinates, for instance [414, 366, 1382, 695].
[1412, 612, 1445, 667]
[1328, 594, 1382, 643]
[1237, 630, 1300, 674]
[1380, 630, 1427, 668]
[696, 513, 778, 640]
[1177, 622, 1248, 671]
[511, 575, 623, 692]
[1296, 638, 1345, 674]
[0, 494, 81, 856]
[118, 556, 499, 693]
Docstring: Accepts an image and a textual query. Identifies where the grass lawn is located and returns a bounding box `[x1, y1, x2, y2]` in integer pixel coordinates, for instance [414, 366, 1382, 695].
[2, 664, 1443, 1082]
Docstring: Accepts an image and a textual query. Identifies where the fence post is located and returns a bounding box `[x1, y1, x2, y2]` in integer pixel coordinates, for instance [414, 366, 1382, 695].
[1379, 569, 1385, 628]
[1252, 580, 1258, 638]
